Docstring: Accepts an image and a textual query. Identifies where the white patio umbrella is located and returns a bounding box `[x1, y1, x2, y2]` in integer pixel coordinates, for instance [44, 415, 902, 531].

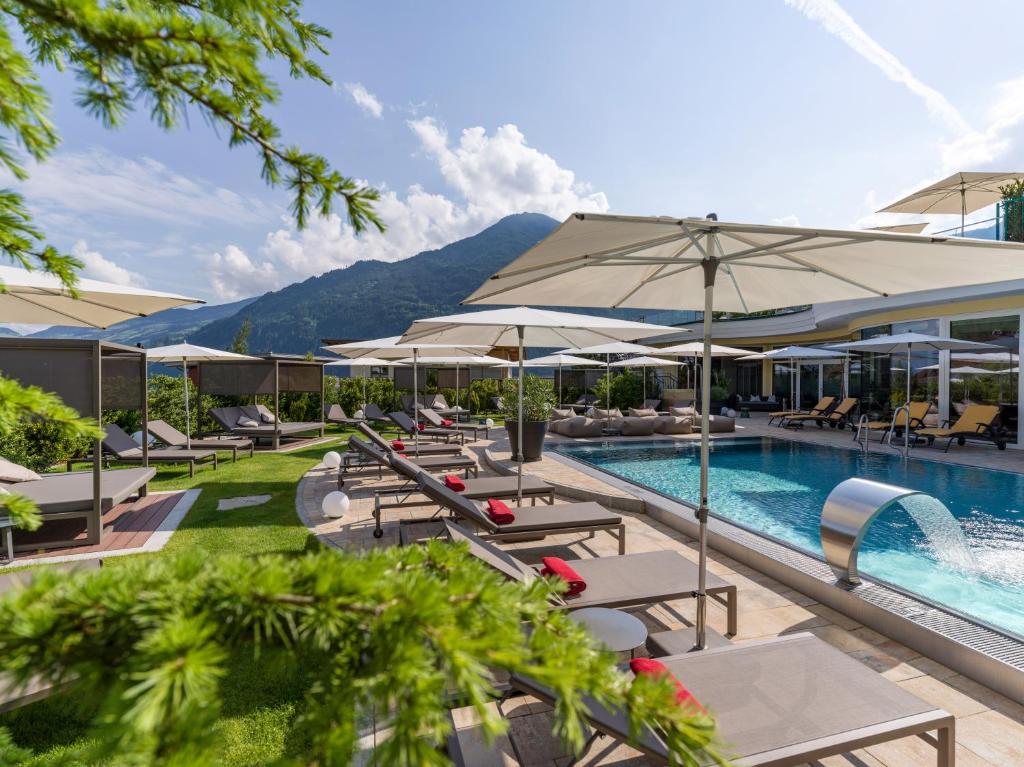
[658, 341, 753, 391]
[462, 212, 1024, 650]
[324, 357, 405, 415]
[398, 355, 507, 417]
[146, 343, 255, 448]
[868, 223, 928, 234]
[877, 171, 1024, 234]
[559, 342, 659, 426]
[738, 346, 844, 408]
[500, 353, 603, 406]
[608, 355, 678, 403]
[829, 333, 999, 406]
[0, 264, 202, 327]
[322, 337, 490, 455]
[398, 308, 678, 501]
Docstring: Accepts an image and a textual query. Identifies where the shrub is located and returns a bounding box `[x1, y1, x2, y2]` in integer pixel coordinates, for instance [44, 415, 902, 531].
[466, 378, 501, 413]
[326, 376, 397, 417]
[0, 420, 93, 472]
[592, 370, 645, 411]
[500, 375, 555, 422]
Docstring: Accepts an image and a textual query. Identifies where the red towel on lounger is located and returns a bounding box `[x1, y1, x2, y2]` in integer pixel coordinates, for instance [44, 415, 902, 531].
[629, 658, 704, 711]
[539, 556, 587, 596]
[391, 440, 405, 451]
[444, 474, 465, 491]
[442, 418, 454, 427]
[417, 422, 426, 432]
[485, 498, 515, 525]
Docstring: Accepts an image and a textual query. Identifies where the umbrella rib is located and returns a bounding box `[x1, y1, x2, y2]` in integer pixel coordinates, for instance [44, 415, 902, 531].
[722, 263, 749, 313]
[490, 233, 690, 281]
[714, 234, 816, 262]
[3, 291, 109, 328]
[15, 288, 153, 319]
[608, 238, 707, 308]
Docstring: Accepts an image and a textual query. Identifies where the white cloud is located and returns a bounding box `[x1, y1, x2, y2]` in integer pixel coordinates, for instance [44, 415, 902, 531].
[343, 83, 384, 119]
[784, 0, 969, 134]
[72, 240, 147, 286]
[8, 149, 273, 228]
[202, 244, 278, 300]
[772, 214, 801, 227]
[941, 76, 1024, 171]
[202, 120, 610, 299]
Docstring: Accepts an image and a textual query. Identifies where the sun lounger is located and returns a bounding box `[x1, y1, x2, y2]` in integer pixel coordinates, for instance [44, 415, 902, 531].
[500, 633, 953, 767]
[323, 404, 362, 426]
[768, 395, 834, 425]
[420, 407, 489, 440]
[916, 403, 1006, 451]
[783, 396, 858, 429]
[90, 424, 217, 477]
[445, 520, 733, 626]
[1, 466, 154, 549]
[356, 422, 463, 457]
[858, 401, 930, 442]
[208, 405, 324, 449]
[359, 403, 393, 426]
[388, 410, 464, 444]
[426, 393, 460, 418]
[417, 474, 627, 554]
[147, 420, 253, 461]
[368, 452, 555, 537]
[563, 394, 598, 414]
[345, 437, 478, 484]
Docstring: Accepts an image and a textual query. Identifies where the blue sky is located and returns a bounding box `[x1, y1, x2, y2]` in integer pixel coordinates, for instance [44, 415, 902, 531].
[9, 0, 1024, 305]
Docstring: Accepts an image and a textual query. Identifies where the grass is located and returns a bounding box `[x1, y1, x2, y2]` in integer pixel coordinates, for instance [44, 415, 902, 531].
[1, 425, 361, 766]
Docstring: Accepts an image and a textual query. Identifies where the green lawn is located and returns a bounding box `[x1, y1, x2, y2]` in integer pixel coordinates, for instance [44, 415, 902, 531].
[1, 426, 359, 766]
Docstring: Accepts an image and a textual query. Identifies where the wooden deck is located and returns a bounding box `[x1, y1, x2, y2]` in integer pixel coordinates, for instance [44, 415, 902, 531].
[10, 492, 185, 561]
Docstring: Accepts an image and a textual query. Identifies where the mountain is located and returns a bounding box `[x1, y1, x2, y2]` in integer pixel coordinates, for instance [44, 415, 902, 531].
[28, 296, 257, 347]
[192, 213, 696, 354]
[0, 327, 22, 337]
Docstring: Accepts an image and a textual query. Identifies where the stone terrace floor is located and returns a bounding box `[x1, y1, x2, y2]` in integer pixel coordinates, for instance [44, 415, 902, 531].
[296, 417, 1024, 766]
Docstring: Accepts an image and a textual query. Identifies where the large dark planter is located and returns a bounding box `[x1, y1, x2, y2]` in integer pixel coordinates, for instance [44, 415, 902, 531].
[506, 420, 549, 462]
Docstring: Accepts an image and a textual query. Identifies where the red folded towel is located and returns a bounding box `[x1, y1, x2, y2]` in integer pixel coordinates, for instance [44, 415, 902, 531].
[417, 423, 425, 432]
[539, 556, 587, 596]
[442, 418, 454, 427]
[391, 440, 405, 451]
[444, 474, 466, 492]
[629, 658, 704, 711]
[397, 453, 408, 458]
[485, 498, 515, 525]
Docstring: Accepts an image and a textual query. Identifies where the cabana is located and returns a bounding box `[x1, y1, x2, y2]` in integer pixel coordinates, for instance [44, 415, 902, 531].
[0, 338, 152, 548]
[197, 354, 326, 449]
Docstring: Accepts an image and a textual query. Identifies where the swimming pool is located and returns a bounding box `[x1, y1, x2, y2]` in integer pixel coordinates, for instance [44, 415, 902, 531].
[552, 437, 1024, 639]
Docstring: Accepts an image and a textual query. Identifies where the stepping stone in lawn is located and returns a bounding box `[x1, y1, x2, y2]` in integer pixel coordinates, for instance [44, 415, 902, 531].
[217, 494, 272, 511]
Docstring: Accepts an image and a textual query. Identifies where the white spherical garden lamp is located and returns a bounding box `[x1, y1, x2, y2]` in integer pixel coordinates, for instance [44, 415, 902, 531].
[322, 490, 349, 519]
[322, 450, 342, 469]
[354, 409, 364, 420]
[485, 418, 495, 428]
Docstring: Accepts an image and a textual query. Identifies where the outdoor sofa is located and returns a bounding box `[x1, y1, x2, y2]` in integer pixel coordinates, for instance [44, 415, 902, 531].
[736, 394, 781, 412]
[208, 405, 324, 449]
[147, 420, 253, 461]
[475, 633, 954, 767]
[0, 465, 154, 552]
[669, 407, 735, 433]
[548, 416, 603, 438]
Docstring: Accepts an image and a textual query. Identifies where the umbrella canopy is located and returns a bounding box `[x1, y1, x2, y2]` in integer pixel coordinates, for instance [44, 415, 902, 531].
[608, 355, 678, 368]
[0, 265, 202, 328]
[877, 171, 1024, 231]
[520, 353, 604, 367]
[324, 357, 405, 368]
[398, 306, 679, 348]
[658, 341, 753, 357]
[951, 351, 1019, 363]
[560, 341, 658, 355]
[463, 211, 1024, 651]
[398, 308, 678, 500]
[146, 343, 255, 447]
[829, 333, 999, 406]
[402, 355, 507, 366]
[868, 223, 928, 234]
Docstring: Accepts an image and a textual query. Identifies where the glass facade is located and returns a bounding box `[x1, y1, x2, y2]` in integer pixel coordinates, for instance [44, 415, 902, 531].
[948, 315, 1019, 441]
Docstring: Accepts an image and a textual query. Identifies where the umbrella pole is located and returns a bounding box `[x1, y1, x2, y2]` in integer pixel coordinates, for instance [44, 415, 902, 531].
[606, 354, 611, 430]
[643, 364, 647, 404]
[456, 361, 460, 422]
[906, 346, 912, 405]
[413, 349, 420, 457]
[516, 325, 524, 505]
[183, 359, 191, 449]
[695, 253, 719, 650]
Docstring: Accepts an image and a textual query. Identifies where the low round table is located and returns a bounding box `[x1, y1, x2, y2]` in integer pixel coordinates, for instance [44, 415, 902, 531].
[569, 608, 648, 656]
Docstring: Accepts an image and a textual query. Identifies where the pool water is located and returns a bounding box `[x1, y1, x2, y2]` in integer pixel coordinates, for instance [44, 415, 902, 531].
[553, 438, 1024, 638]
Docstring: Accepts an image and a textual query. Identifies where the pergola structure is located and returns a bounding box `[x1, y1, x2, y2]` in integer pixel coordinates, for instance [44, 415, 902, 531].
[0, 338, 148, 545]
[196, 354, 326, 444]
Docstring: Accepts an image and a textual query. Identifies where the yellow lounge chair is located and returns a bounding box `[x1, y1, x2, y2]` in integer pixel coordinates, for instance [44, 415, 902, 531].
[859, 401, 931, 442]
[768, 395, 834, 426]
[783, 397, 858, 430]
[916, 404, 1006, 452]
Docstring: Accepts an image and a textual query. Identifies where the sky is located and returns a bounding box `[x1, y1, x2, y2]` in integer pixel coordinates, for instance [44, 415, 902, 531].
[7, 0, 1024, 306]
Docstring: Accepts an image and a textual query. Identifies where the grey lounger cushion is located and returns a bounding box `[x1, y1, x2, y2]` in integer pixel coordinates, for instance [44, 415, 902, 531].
[357, 423, 462, 456]
[348, 437, 475, 473]
[420, 408, 486, 434]
[0, 468, 154, 514]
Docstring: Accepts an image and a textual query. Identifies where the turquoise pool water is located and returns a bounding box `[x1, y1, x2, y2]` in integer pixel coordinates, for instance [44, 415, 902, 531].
[552, 438, 1024, 638]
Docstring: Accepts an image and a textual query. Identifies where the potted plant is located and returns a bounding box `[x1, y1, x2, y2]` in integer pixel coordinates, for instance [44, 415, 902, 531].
[501, 374, 555, 461]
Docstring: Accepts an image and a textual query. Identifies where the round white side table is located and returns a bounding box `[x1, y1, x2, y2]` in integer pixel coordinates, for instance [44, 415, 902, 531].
[569, 607, 648, 656]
